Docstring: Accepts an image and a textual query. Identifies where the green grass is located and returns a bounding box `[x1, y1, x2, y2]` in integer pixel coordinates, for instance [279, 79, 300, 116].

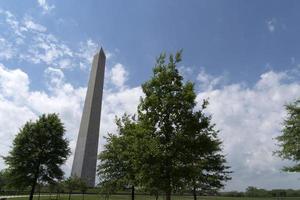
[7, 194, 300, 200]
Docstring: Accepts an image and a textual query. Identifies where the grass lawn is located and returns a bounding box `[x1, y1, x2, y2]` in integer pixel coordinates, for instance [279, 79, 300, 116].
[7, 194, 300, 200]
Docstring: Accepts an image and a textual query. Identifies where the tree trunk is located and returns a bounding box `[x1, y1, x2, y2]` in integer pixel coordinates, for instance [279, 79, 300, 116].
[193, 186, 197, 200]
[165, 169, 171, 200]
[29, 165, 40, 200]
[165, 190, 171, 200]
[29, 179, 38, 200]
[68, 192, 72, 200]
[38, 185, 41, 200]
[131, 185, 135, 200]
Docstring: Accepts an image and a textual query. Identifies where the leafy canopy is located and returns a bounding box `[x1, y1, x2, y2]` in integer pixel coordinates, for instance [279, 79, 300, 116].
[98, 51, 230, 199]
[4, 113, 70, 189]
[275, 99, 300, 172]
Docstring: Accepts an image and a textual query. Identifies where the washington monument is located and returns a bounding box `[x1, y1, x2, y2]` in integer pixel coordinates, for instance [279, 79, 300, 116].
[71, 48, 106, 187]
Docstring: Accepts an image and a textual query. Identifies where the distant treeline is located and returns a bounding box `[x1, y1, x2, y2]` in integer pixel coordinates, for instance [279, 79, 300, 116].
[220, 186, 300, 197]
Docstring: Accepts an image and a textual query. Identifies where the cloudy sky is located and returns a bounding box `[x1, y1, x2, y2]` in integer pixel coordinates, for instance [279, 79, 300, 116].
[0, 0, 300, 191]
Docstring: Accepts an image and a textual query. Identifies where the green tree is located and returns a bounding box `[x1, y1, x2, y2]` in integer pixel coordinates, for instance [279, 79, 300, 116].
[49, 183, 56, 199]
[78, 179, 88, 200]
[275, 99, 300, 171]
[245, 186, 270, 197]
[98, 115, 145, 200]
[4, 114, 70, 200]
[137, 51, 230, 200]
[63, 177, 80, 200]
[180, 101, 231, 200]
[48, 181, 63, 200]
[36, 182, 43, 200]
[54, 181, 64, 200]
[136, 51, 188, 200]
[98, 51, 230, 200]
[0, 170, 9, 192]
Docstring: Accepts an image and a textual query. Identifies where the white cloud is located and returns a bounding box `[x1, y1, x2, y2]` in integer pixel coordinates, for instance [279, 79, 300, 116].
[0, 64, 29, 101]
[267, 18, 276, 33]
[77, 39, 99, 70]
[109, 63, 129, 88]
[178, 65, 193, 79]
[0, 10, 109, 72]
[197, 68, 224, 91]
[0, 10, 25, 38]
[0, 97, 36, 164]
[23, 18, 47, 32]
[44, 67, 65, 89]
[37, 0, 55, 13]
[77, 40, 113, 70]
[197, 70, 300, 191]
[0, 64, 36, 167]
[19, 33, 74, 67]
[0, 38, 15, 60]
[58, 59, 72, 69]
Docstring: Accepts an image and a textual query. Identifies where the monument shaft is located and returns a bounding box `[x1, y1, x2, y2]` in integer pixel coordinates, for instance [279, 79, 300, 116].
[71, 49, 106, 187]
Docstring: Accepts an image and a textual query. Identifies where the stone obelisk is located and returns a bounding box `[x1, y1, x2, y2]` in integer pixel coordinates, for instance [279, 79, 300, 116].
[71, 48, 106, 187]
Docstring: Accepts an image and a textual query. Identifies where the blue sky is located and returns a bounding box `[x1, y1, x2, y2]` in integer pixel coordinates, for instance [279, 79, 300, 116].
[3, 0, 300, 88]
[0, 0, 300, 191]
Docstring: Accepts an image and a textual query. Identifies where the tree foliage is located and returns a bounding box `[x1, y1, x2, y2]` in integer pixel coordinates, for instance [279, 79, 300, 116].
[78, 179, 88, 200]
[137, 51, 230, 200]
[63, 177, 77, 200]
[0, 170, 9, 192]
[63, 176, 87, 200]
[275, 99, 300, 172]
[98, 115, 150, 199]
[4, 113, 70, 200]
[98, 51, 230, 200]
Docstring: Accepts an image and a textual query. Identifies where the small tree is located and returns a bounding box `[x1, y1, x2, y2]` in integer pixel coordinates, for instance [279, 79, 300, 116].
[49, 182, 63, 200]
[275, 99, 300, 171]
[98, 115, 143, 200]
[78, 179, 88, 200]
[63, 177, 80, 200]
[35, 181, 45, 200]
[49, 183, 56, 199]
[4, 114, 70, 200]
[55, 181, 64, 200]
[98, 181, 116, 200]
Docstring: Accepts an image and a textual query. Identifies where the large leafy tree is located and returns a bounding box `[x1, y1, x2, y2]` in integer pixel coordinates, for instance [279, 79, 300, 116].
[98, 51, 230, 200]
[137, 51, 190, 199]
[137, 51, 230, 200]
[4, 114, 70, 200]
[275, 99, 300, 171]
